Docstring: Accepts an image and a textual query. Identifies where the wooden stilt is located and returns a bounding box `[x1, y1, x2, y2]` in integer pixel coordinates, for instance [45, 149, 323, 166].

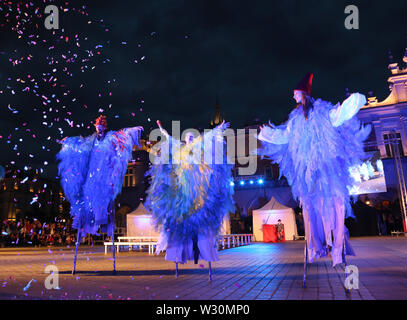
[303, 243, 308, 288]
[343, 242, 350, 294]
[72, 228, 81, 275]
[111, 223, 116, 274]
[175, 262, 179, 278]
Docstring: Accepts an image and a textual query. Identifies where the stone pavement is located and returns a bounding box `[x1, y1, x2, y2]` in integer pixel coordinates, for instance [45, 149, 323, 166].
[0, 237, 406, 300]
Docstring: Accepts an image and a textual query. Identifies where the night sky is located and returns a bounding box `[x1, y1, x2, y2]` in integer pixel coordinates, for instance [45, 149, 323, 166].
[0, 0, 407, 179]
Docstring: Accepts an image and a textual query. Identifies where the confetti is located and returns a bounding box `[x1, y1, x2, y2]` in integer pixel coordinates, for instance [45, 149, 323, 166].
[22, 279, 36, 292]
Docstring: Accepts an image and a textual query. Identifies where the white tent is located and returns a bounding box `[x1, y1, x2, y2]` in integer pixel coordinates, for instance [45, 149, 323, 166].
[126, 203, 231, 237]
[252, 197, 298, 241]
[126, 203, 159, 237]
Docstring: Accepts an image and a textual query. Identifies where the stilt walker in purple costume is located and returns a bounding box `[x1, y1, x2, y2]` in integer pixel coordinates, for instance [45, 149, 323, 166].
[257, 73, 371, 287]
[145, 120, 235, 280]
[57, 115, 143, 274]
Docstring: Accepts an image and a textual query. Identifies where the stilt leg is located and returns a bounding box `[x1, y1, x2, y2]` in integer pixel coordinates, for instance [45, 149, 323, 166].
[175, 262, 179, 278]
[303, 243, 308, 288]
[111, 224, 116, 274]
[343, 242, 350, 294]
[208, 261, 212, 281]
[72, 229, 81, 275]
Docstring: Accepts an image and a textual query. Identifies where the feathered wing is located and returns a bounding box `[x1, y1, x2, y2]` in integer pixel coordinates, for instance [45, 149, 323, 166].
[146, 129, 235, 247]
[329, 93, 366, 127]
[56, 135, 94, 228]
[202, 127, 235, 226]
[57, 128, 141, 236]
[81, 129, 140, 235]
[145, 135, 182, 241]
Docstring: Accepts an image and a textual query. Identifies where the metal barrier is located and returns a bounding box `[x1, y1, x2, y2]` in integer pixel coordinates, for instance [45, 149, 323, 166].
[217, 234, 254, 250]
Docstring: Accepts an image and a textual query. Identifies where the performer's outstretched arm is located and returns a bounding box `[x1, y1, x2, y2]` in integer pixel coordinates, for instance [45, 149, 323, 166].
[329, 92, 367, 127]
[122, 126, 143, 147]
[258, 122, 289, 145]
[156, 120, 170, 140]
[202, 120, 230, 144]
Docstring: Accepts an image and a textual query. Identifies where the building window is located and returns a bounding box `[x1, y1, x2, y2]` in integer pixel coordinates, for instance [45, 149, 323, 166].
[384, 132, 404, 158]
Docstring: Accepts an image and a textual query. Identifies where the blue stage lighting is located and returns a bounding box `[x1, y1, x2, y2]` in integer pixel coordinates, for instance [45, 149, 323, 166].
[249, 180, 254, 184]
[230, 181, 235, 186]
[258, 179, 264, 184]
[239, 181, 245, 186]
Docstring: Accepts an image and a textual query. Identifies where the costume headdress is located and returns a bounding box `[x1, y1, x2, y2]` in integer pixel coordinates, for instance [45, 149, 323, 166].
[294, 72, 313, 96]
[95, 115, 108, 128]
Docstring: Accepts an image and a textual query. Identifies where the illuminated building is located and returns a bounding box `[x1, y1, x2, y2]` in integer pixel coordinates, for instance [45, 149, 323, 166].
[0, 166, 68, 221]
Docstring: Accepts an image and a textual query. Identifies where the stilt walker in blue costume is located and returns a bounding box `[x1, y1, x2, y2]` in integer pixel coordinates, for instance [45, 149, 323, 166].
[257, 73, 371, 287]
[57, 115, 143, 274]
[146, 120, 235, 280]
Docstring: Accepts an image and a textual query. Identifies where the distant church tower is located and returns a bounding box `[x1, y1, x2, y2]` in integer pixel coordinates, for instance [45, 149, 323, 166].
[210, 95, 224, 128]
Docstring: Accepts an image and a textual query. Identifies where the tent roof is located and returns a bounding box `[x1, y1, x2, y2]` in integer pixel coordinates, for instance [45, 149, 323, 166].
[128, 202, 151, 216]
[254, 197, 292, 212]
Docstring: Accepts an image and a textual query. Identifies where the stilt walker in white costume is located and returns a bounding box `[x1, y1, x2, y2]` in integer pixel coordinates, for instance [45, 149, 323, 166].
[146, 120, 235, 280]
[57, 115, 143, 274]
[257, 73, 371, 287]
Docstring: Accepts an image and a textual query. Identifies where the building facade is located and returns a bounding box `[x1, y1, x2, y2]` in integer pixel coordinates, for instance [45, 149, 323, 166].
[0, 167, 68, 221]
[356, 49, 407, 231]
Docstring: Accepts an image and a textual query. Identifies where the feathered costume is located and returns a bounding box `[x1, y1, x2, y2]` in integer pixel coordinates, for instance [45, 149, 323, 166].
[258, 74, 371, 266]
[145, 125, 235, 266]
[57, 125, 141, 237]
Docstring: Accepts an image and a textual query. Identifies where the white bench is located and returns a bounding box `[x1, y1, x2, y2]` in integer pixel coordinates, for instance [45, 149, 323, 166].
[104, 241, 157, 254]
[391, 231, 406, 237]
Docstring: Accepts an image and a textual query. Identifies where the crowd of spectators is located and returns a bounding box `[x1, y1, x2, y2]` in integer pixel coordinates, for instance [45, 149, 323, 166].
[376, 200, 404, 235]
[0, 218, 76, 247]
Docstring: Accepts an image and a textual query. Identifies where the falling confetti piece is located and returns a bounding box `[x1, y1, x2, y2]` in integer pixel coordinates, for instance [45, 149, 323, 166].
[23, 279, 36, 292]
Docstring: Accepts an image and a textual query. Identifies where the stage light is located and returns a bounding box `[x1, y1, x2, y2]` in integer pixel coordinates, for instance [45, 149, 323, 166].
[258, 179, 264, 184]
[230, 181, 235, 186]
[240, 181, 245, 186]
[249, 180, 254, 184]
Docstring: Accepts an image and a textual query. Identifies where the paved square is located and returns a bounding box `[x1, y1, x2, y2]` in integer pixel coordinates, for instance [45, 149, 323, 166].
[0, 237, 406, 300]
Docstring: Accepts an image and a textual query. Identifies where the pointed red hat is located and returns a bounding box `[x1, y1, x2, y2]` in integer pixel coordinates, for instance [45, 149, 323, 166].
[294, 72, 313, 95]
